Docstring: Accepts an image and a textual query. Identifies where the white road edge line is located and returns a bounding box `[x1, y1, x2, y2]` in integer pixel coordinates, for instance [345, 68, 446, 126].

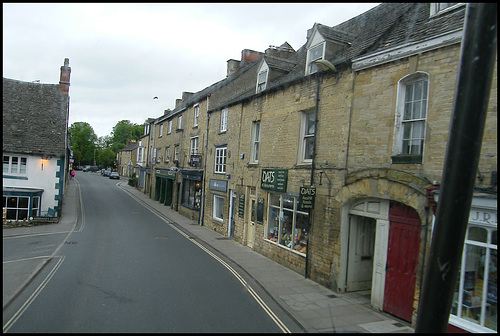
[3, 256, 65, 333]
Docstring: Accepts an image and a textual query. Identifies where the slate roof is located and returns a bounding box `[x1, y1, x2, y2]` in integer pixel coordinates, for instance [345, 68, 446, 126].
[119, 143, 138, 152]
[3, 77, 69, 157]
[221, 3, 466, 108]
[155, 3, 465, 120]
[264, 55, 297, 72]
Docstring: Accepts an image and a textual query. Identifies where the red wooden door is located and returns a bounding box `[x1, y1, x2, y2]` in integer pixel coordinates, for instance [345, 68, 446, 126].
[383, 201, 421, 322]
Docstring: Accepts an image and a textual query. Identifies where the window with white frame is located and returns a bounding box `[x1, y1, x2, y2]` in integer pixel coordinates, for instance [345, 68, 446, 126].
[165, 147, 170, 162]
[177, 115, 183, 130]
[266, 193, 309, 254]
[174, 145, 179, 162]
[213, 195, 224, 221]
[220, 108, 228, 132]
[392, 72, 429, 164]
[137, 147, 144, 163]
[32, 196, 40, 217]
[307, 42, 325, 75]
[159, 123, 163, 137]
[168, 120, 172, 134]
[430, 3, 461, 16]
[257, 70, 268, 93]
[190, 137, 199, 155]
[3, 155, 27, 175]
[250, 121, 261, 163]
[298, 110, 316, 164]
[215, 146, 227, 173]
[451, 223, 497, 331]
[194, 104, 200, 127]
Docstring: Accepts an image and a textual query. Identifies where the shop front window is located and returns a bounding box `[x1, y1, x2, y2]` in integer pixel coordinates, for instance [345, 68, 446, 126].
[182, 179, 201, 209]
[3, 195, 29, 220]
[266, 193, 308, 254]
[451, 225, 497, 331]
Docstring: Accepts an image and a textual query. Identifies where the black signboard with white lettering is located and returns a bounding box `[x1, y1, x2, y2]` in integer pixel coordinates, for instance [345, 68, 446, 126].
[299, 186, 316, 210]
[238, 194, 245, 218]
[261, 169, 288, 192]
[257, 197, 264, 224]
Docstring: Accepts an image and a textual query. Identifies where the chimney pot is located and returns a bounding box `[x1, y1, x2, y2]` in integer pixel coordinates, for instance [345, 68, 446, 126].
[59, 58, 71, 94]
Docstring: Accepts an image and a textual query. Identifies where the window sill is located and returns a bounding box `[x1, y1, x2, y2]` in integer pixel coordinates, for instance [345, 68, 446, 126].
[181, 204, 200, 211]
[264, 238, 306, 256]
[391, 154, 422, 164]
[3, 175, 28, 180]
[218, 130, 227, 135]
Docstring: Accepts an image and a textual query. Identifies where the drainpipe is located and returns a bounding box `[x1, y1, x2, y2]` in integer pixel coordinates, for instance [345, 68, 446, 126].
[415, 3, 496, 332]
[305, 61, 338, 279]
[199, 95, 210, 226]
[305, 71, 321, 278]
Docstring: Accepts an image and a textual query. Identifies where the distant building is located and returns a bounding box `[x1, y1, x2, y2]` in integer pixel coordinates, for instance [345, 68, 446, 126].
[116, 141, 138, 177]
[3, 58, 71, 220]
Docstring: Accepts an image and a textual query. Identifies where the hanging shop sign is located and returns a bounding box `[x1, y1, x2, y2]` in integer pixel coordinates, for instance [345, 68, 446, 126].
[190, 154, 202, 168]
[261, 169, 288, 192]
[209, 179, 227, 192]
[299, 186, 316, 210]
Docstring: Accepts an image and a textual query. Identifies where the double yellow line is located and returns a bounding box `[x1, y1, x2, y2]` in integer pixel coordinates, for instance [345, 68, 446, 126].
[118, 182, 291, 333]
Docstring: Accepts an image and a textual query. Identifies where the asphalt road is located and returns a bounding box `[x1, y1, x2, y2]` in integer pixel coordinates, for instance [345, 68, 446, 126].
[3, 172, 299, 332]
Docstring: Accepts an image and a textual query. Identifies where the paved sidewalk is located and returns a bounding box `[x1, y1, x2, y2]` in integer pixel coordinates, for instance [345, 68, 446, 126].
[3, 178, 414, 333]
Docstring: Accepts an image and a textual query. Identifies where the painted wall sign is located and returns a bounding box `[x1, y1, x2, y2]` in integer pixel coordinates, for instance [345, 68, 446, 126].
[209, 179, 227, 192]
[261, 169, 288, 192]
[299, 186, 316, 210]
[238, 194, 245, 218]
[257, 197, 264, 224]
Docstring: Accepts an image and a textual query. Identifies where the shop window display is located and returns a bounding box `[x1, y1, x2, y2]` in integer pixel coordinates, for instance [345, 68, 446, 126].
[182, 179, 201, 209]
[451, 225, 497, 331]
[266, 193, 308, 254]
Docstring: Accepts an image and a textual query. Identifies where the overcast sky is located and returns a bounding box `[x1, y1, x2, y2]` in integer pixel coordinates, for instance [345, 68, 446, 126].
[3, 3, 379, 138]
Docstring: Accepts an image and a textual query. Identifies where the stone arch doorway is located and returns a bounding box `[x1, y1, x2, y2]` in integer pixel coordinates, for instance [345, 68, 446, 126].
[341, 197, 422, 322]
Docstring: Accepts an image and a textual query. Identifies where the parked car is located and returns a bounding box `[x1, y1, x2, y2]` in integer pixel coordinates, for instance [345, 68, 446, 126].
[104, 169, 112, 177]
[109, 172, 120, 179]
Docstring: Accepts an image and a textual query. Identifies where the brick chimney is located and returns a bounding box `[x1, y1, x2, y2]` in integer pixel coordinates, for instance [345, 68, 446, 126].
[59, 58, 71, 94]
[226, 49, 264, 78]
[240, 49, 264, 68]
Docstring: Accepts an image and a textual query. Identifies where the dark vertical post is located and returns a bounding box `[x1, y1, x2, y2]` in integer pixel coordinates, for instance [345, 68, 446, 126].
[415, 3, 497, 332]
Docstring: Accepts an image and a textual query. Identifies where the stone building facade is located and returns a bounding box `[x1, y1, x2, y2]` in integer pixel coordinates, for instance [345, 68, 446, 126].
[141, 3, 497, 332]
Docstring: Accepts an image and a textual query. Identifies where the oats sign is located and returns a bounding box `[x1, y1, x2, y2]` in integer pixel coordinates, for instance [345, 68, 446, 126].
[261, 169, 288, 192]
[299, 186, 316, 210]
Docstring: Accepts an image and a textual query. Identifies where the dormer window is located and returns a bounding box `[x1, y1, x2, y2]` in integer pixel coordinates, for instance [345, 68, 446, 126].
[257, 70, 268, 93]
[306, 42, 325, 75]
[430, 3, 462, 16]
[256, 61, 270, 94]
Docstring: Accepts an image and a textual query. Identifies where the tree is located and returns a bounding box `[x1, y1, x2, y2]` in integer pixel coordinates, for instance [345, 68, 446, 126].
[110, 120, 143, 153]
[98, 148, 116, 169]
[69, 122, 98, 166]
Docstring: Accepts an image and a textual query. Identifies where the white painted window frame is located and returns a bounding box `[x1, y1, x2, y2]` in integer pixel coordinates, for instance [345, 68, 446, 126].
[250, 121, 261, 163]
[392, 72, 430, 160]
[213, 194, 224, 222]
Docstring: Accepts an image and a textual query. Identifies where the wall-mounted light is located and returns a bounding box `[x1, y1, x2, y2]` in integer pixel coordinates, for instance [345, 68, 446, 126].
[314, 59, 338, 73]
